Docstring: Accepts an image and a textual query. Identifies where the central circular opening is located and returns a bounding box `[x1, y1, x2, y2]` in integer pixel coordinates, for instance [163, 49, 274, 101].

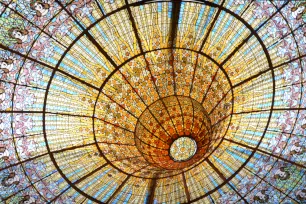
[134, 95, 226, 172]
[169, 137, 197, 162]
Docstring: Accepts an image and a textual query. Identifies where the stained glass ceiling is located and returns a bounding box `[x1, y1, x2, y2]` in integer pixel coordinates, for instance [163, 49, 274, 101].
[0, 0, 305, 203]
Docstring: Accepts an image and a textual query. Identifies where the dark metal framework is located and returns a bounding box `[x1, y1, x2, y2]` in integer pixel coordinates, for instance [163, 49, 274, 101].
[0, 0, 305, 203]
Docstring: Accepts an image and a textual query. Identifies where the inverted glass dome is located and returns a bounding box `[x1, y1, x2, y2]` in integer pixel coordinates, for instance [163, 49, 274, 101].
[0, 0, 305, 203]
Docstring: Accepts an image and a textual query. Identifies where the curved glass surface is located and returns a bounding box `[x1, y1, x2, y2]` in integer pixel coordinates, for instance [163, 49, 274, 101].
[0, 0, 305, 203]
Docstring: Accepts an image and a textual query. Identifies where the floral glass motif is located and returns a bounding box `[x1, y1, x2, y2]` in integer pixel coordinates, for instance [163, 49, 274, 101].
[0, 0, 305, 203]
[170, 137, 197, 162]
